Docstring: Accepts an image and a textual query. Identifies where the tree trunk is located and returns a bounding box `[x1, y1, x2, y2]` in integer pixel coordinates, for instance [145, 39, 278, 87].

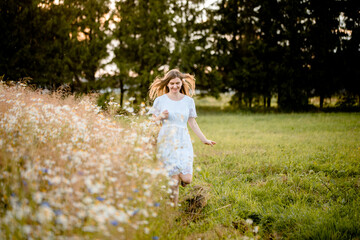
[119, 78, 124, 107]
[267, 95, 271, 108]
[263, 95, 266, 108]
[248, 97, 252, 109]
[319, 95, 324, 109]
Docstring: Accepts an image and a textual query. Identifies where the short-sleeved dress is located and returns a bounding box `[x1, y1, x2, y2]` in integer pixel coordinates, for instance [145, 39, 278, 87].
[148, 94, 197, 176]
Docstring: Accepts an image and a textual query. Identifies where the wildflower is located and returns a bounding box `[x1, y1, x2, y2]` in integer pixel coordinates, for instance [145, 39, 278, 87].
[253, 226, 259, 233]
[83, 197, 93, 204]
[152, 236, 159, 240]
[131, 223, 139, 230]
[22, 225, 31, 235]
[54, 210, 62, 216]
[246, 218, 253, 225]
[134, 147, 142, 152]
[36, 205, 54, 223]
[83, 226, 97, 232]
[0, 83, 171, 237]
[50, 176, 61, 185]
[110, 220, 118, 226]
[96, 196, 105, 202]
[41, 202, 51, 208]
[33, 192, 43, 204]
[114, 210, 128, 223]
[56, 215, 69, 229]
[131, 209, 140, 216]
[15, 205, 31, 220]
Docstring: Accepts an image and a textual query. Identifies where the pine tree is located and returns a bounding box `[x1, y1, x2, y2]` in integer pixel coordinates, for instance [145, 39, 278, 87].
[64, 0, 112, 92]
[113, 0, 171, 103]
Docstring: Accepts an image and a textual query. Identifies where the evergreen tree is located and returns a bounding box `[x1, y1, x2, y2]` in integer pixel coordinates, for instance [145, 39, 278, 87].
[65, 0, 112, 92]
[211, 0, 263, 107]
[307, 0, 341, 108]
[341, 0, 360, 106]
[0, 0, 73, 87]
[169, 0, 224, 97]
[113, 0, 171, 103]
[0, 0, 111, 91]
[256, 0, 284, 108]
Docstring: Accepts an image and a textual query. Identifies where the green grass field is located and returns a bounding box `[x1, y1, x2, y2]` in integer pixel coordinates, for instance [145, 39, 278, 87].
[167, 111, 360, 239]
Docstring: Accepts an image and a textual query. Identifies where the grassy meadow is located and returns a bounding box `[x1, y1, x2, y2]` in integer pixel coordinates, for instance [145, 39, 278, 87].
[1, 84, 359, 239]
[172, 108, 360, 239]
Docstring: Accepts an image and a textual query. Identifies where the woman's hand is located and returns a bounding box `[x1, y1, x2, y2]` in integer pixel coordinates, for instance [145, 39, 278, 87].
[202, 139, 216, 146]
[159, 110, 169, 120]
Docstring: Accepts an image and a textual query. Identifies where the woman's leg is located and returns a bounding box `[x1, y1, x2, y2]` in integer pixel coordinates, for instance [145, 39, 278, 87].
[179, 173, 192, 187]
[170, 174, 180, 207]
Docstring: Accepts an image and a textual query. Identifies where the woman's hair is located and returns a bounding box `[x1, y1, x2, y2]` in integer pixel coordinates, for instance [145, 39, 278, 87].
[149, 69, 196, 100]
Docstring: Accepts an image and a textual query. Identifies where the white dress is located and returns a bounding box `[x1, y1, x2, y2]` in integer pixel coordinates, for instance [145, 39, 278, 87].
[148, 94, 197, 176]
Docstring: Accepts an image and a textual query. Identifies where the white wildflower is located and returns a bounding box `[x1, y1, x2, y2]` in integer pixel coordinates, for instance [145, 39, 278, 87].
[83, 226, 97, 232]
[246, 218, 253, 225]
[56, 215, 69, 229]
[36, 205, 54, 223]
[22, 225, 31, 235]
[33, 192, 43, 204]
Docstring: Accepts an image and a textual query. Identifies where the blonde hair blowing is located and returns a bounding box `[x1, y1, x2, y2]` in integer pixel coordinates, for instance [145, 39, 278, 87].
[149, 69, 196, 100]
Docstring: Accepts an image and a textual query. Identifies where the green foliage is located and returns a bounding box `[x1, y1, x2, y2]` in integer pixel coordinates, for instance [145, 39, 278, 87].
[0, 0, 111, 91]
[96, 91, 111, 110]
[65, 0, 112, 91]
[113, 0, 171, 100]
[168, 0, 225, 97]
[0, 0, 71, 86]
[211, 0, 359, 110]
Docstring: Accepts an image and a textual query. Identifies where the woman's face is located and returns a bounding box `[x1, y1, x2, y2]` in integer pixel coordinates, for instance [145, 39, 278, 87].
[167, 77, 182, 94]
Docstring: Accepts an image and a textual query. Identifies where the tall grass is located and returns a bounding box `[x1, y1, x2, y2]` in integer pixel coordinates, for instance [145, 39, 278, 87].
[0, 82, 175, 239]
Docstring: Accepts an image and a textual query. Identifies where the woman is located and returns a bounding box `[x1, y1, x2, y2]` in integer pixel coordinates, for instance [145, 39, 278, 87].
[148, 69, 216, 206]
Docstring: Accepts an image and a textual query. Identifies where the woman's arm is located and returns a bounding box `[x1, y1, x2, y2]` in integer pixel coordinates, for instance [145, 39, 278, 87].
[188, 117, 216, 146]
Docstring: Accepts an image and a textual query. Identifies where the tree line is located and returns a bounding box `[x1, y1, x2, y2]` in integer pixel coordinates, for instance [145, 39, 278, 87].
[1, 0, 359, 110]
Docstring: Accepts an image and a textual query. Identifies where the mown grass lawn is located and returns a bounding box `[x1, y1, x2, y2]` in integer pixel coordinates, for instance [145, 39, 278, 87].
[169, 111, 360, 239]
